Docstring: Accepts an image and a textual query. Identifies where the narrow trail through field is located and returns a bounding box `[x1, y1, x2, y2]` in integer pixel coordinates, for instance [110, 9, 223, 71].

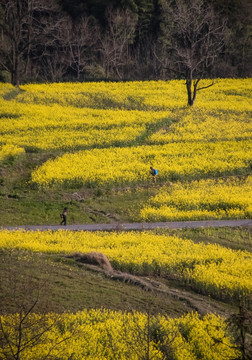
[2, 219, 252, 231]
[67, 252, 235, 318]
[2, 219, 251, 317]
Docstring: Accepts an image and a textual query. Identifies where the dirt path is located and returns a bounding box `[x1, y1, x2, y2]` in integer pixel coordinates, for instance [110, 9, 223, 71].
[2, 221, 250, 316]
[2, 219, 252, 231]
[67, 252, 234, 317]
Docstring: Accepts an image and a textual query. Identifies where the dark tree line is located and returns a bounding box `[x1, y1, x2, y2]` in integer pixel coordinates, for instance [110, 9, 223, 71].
[0, 0, 251, 91]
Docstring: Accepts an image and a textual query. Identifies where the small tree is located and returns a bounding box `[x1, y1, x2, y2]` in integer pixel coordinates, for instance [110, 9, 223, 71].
[228, 296, 252, 360]
[159, 0, 227, 105]
[65, 15, 99, 81]
[99, 7, 138, 79]
[0, 254, 73, 359]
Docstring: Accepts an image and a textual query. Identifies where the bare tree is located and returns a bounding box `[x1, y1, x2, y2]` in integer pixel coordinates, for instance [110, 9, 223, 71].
[64, 15, 99, 81]
[36, 14, 72, 82]
[105, 308, 180, 360]
[228, 296, 252, 360]
[158, 0, 228, 105]
[99, 7, 138, 79]
[0, 0, 65, 86]
[0, 255, 73, 360]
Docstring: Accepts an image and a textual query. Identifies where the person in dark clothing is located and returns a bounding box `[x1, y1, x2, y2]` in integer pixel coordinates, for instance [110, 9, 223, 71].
[60, 207, 68, 226]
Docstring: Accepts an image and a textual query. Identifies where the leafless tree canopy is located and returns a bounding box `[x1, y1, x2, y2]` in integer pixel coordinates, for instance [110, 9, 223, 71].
[158, 0, 228, 104]
[99, 7, 138, 79]
[0, 0, 250, 93]
[0, 0, 66, 86]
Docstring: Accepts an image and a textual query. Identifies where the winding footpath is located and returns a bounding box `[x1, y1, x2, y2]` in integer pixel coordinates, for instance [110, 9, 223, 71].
[2, 219, 252, 231]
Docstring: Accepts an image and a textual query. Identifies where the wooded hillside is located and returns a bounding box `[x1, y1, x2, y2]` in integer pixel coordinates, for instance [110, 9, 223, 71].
[0, 0, 251, 85]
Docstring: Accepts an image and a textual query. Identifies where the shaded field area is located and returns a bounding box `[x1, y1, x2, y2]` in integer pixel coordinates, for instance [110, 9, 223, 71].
[1, 227, 251, 317]
[0, 243, 235, 319]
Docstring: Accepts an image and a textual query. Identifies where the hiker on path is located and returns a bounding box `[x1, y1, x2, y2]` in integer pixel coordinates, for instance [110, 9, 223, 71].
[60, 207, 68, 226]
[150, 166, 158, 183]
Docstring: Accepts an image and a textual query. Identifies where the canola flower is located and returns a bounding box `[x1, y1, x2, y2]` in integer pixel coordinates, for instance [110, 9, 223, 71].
[10, 80, 187, 110]
[0, 230, 251, 299]
[31, 140, 251, 187]
[0, 97, 170, 150]
[0, 309, 239, 360]
[1, 79, 251, 223]
[148, 109, 252, 144]
[1, 79, 251, 152]
[0, 83, 14, 96]
[141, 176, 252, 221]
[0, 79, 250, 359]
[0, 144, 25, 162]
[8, 78, 252, 111]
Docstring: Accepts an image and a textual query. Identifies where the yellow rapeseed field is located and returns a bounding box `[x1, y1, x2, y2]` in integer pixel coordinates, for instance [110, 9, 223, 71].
[0, 144, 25, 162]
[0, 79, 251, 358]
[0, 309, 239, 360]
[8, 78, 252, 111]
[0, 230, 251, 299]
[0, 96, 170, 150]
[148, 109, 252, 144]
[141, 176, 252, 221]
[31, 140, 251, 186]
[1, 78, 251, 222]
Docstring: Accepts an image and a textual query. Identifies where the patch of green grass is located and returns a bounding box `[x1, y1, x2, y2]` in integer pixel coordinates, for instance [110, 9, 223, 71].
[0, 185, 157, 225]
[0, 150, 158, 225]
[0, 248, 200, 316]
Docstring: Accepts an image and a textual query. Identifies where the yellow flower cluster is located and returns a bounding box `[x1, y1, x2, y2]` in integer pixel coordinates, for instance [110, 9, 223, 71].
[31, 140, 251, 186]
[12, 80, 187, 110]
[1, 79, 251, 222]
[0, 309, 239, 360]
[141, 176, 252, 221]
[0, 230, 251, 299]
[0, 95, 170, 150]
[0, 144, 25, 162]
[0, 83, 14, 96]
[11, 78, 252, 111]
[148, 109, 252, 144]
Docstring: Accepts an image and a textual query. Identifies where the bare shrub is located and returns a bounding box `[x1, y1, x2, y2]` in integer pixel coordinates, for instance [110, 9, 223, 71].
[68, 252, 113, 272]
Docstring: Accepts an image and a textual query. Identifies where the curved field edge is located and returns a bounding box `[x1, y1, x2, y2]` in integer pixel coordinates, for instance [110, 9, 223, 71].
[0, 229, 251, 302]
[1, 79, 252, 224]
[30, 140, 252, 187]
[140, 176, 252, 221]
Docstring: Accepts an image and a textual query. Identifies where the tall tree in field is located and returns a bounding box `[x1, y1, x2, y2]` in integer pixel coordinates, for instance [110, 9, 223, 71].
[0, 0, 64, 86]
[158, 0, 227, 105]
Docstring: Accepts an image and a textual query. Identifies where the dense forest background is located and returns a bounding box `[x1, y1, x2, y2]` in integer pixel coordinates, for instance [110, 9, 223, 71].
[0, 0, 251, 86]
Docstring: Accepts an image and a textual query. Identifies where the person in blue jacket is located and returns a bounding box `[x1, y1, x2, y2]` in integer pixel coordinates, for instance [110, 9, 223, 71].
[150, 166, 158, 183]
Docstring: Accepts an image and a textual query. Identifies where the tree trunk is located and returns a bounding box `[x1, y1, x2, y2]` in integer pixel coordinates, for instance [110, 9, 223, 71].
[186, 79, 195, 106]
[186, 78, 199, 106]
[12, 50, 20, 88]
